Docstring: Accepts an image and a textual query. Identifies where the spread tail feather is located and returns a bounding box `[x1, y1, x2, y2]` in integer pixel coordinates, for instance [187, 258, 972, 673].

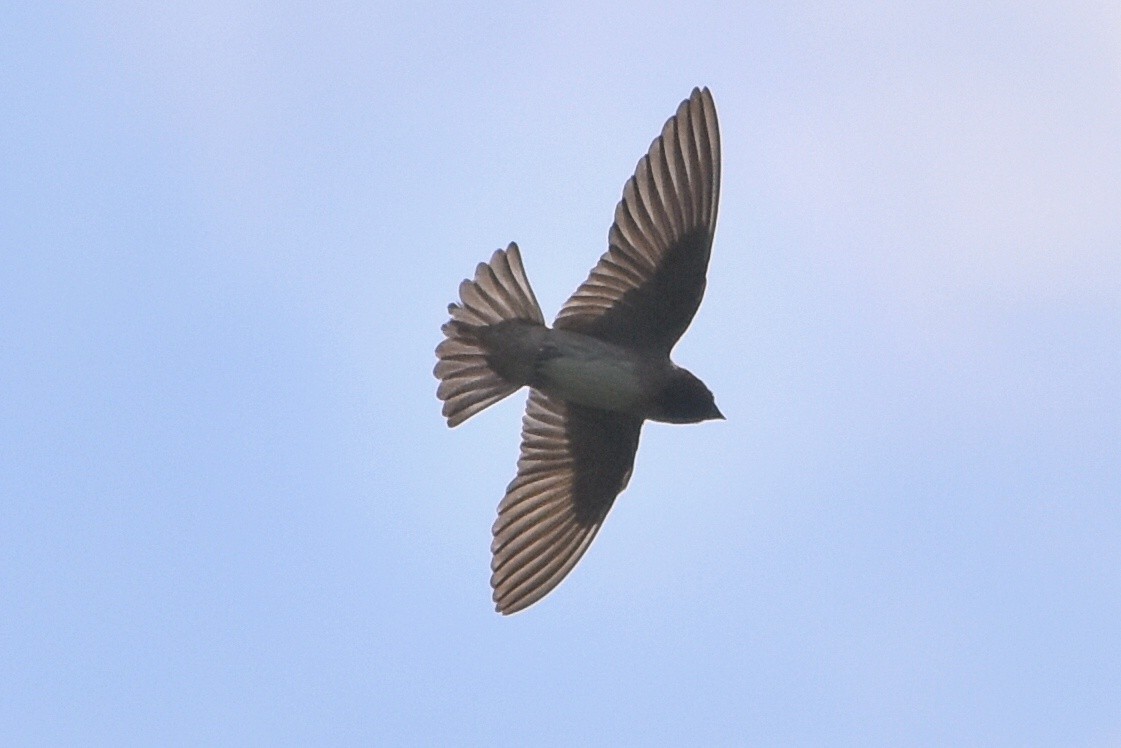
[435, 243, 545, 427]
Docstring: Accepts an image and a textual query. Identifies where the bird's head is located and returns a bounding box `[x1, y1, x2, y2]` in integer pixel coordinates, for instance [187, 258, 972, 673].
[650, 368, 723, 424]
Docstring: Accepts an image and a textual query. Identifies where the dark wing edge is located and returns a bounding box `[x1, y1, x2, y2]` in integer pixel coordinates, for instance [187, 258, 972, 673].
[554, 87, 721, 353]
[490, 390, 642, 615]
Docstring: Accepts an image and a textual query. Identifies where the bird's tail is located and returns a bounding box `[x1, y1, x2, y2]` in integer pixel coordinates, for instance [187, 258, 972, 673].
[435, 243, 545, 427]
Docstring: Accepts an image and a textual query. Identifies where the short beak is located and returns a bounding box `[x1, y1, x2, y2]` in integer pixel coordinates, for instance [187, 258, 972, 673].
[711, 404, 725, 421]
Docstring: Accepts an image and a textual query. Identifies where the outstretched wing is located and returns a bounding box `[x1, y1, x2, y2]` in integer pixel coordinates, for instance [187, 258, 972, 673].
[554, 87, 720, 355]
[490, 389, 642, 614]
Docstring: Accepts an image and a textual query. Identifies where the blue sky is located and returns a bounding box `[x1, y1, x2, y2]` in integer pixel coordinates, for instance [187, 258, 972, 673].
[3, 2, 1119, 745]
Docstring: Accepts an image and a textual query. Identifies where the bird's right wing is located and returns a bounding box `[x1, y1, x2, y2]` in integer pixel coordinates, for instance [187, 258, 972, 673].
[491, 389, 642, 615]
[554, 87, 720, 355]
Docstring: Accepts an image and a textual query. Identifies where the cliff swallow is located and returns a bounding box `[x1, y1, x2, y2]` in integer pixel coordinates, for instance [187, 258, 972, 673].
[435, 87, 722, 614]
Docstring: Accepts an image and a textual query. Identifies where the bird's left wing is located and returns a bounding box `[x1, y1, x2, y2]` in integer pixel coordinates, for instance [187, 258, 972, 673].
[491, 389, 642, 614]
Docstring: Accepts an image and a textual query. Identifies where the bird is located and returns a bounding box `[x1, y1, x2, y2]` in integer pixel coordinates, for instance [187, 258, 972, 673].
[434, 87, 722, 615]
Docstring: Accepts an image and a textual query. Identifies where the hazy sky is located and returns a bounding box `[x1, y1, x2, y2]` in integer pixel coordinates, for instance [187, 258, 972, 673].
[3, 2, 1120, 745]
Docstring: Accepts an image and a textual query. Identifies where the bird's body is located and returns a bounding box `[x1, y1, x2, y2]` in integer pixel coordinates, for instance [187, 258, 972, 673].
[474, 321, 711, 422]
[435, 87, 722, 614]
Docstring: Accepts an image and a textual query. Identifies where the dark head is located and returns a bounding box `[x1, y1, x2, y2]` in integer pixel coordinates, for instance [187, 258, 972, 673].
[650, 368, 723, 424]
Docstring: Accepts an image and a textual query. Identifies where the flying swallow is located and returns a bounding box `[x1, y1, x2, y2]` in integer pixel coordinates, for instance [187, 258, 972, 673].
[435, 87, 722, 614]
